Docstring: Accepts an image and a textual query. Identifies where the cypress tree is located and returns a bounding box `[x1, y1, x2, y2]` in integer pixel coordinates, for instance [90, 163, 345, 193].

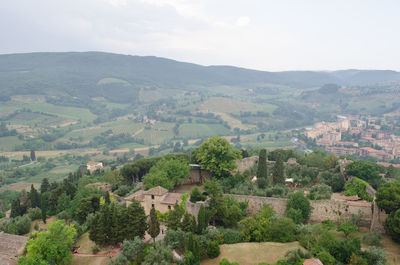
[125, 199, 147, 240]
[148, 207, 160, 243]
[182, 212, 196, 233]
[197, 204, 207, 234]
[30, 150, 36, 161]
[10, 199, 21, 218]
[256, 149, 268, 188]
[272, 153, 285, 185]
[186, 233, 200, 262]
[28, 184, 41, 208]
[167, 202, 183, 230]
[40, 178, 50, 193]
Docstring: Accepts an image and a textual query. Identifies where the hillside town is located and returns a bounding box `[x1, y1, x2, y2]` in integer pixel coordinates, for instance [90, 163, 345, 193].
[304, 115, 400, 162]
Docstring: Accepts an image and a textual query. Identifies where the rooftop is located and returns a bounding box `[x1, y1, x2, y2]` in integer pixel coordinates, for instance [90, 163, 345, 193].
[0, 232, 28, 262]
[160, 193, 182, 205]
[143, 186, 168, 196]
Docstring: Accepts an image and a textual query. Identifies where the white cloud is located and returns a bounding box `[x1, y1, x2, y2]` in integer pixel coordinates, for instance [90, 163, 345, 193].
[236, 16, 250, 27]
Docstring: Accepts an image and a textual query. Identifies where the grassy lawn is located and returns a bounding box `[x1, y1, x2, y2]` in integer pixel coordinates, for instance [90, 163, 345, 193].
[201, 242, 303, 265]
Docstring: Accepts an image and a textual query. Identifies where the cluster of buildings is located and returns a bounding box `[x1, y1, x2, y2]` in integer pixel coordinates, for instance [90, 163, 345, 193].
[304, 116, 400, 160]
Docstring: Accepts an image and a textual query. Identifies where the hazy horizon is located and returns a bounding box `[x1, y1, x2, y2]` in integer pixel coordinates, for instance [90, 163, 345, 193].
[1, 0, 400, 72]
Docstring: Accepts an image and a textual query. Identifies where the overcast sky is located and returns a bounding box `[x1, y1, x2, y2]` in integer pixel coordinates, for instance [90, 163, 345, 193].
[1, 0, 399, 71]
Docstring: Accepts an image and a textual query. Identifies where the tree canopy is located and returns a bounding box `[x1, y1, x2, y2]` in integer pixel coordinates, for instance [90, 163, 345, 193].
[18, 220, 76, 265]
[194, 136, 241, 178]
[143, 158, 190, 191]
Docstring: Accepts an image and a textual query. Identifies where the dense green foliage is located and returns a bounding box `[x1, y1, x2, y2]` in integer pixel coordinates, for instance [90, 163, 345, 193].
[345, 160, 383, 188]
[194, 136, 241, 178]
[18, 220, 76, 265]
[376, 181, 400, 214]
[286, 192, 311, 223]
[344, 177, 373, 202]
[257, 149, 268, 188]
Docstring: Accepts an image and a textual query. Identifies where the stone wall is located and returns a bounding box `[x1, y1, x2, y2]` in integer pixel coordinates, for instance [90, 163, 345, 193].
[232, 194, 373, 226]
[185, 200, 208, 220]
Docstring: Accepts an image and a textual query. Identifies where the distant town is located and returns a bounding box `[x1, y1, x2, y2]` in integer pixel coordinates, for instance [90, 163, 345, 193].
[303, 115, 400, 164]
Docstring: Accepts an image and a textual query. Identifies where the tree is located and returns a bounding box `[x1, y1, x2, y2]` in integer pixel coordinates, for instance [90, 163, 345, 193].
[30, 150, 36, 161]
[385, 208, 400, 243]
[148, 207, 160, 243]
[194, 136, 241, 178]
[28, 185, 41, 208]
[345, 160, 382, 188]
[10, 199, 22, 218]
[256, 149, 268, 188]
[167, 202, 184, 230]
[286, 192, 311, 223]
[197, 204, 207, 234]
[143, 242, 173, 265]
[125, 199, 148, 240]
[268, 218, 296, 242]
[190, 186, 206, 203]
[121, 237, 145, 263]
[40, 178, 50, 193]
[18, 220, 76, 265]
[376, 182, 400, 214]
[143, 159, 190, 190]
[272, 153, 285, 185]
[181, 212, 196, 233]
[337, 221, 358, 238]
[186, 233, 201, 262]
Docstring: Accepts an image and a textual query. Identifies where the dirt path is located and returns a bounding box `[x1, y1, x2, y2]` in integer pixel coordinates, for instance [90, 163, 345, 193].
[72, 246, 120, 258]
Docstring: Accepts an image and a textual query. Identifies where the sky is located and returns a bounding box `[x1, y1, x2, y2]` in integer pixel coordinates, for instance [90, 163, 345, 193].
[1, 0, 400, 71]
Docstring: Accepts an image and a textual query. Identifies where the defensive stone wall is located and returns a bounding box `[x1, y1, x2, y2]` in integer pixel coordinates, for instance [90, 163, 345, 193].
[232, 194, 373, 226]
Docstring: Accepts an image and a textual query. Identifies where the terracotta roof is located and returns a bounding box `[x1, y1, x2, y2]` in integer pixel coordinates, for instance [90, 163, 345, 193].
[143, 186, 168, 196]
[125, 190, 144, 202]
[303, 258, 323, 265]
[160, 193, 182, 205]
[0, 232, 28, 262]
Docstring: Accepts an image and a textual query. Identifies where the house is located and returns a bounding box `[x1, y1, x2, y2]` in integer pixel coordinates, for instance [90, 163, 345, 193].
[125, 186, 182, 215]
[0, 232, 28, 265]
[86, 161, 103, 173]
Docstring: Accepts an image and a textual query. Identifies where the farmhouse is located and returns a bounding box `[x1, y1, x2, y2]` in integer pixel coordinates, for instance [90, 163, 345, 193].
[0, 232, 28, 265]
[125, 186, 182, 215]
[86, 161, 103, 173]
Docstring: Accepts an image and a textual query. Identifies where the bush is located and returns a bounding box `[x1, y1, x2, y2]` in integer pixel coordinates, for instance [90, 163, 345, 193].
[33, 223, 39, 231]
[190, 187, 206, 203]
[218, 228, 242, 244]
[109, 254, 129, 265]
[206, 241, 220, 259]
[27, 207, 42, 221]
[317, 251, 336, 265]
[337, 221, 358, 238]
[362, 232, 382, 247]
[57, 210, 70, 220]
[344, 177, 373, 202]
[0, 214, 31, 235]
[366, 247, 387, 265]
[92, 245, 100, 254]
[0, 210, 5, 219]
[116, 185, 131, 197]
[286, 208, 303, 224]
[268, 218, 296, 242]
[385, 208, 400, 243]
[286, 192, 311, 223]
[308, 184, 332, 200]
[164, 229, 187, 253]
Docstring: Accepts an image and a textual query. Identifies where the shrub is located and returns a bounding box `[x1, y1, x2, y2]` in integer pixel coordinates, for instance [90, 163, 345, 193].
[286, 192, 311, 223]
[286, 208, 303, 224]
[337, 221, 358, 238]
[164, 229, 187, 253]
[366, 247, 387, 265]
[92, 245, 100, 254]
[344, 177, 373, 202]
[385, 208, 400, 243]
[27, 207, 42, 221]
[308, 184, 332, 200]
[190, 187, 206, 203]
[206, 241, 220, 259]
[0, 210, 5, 219]
[317, 251, 336, 265]
[33, 223, 39, 231]
[57, 210, 70, 220]
[268, 218, 296, 242]
[121, 237, 145, 262]
[116, 185, 131, 197]
[109, 254, 129, 265]
[218, 228, 242, 244]
[362, 232, 382, 247]
[0, 214, 31, 235]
